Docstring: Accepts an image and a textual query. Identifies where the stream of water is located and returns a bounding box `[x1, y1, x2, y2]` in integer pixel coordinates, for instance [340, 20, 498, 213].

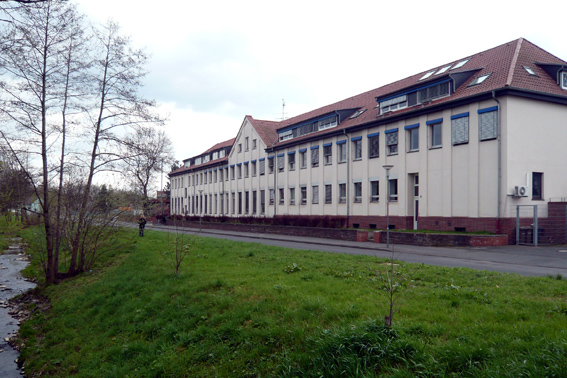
[0, 239, 36, 378]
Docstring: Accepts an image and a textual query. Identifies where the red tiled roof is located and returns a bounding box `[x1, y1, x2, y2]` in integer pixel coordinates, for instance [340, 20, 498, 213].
[169, 137, 235, 176]
[174, 38, 566, 160]
[265, 38, 567, 148]
[246, 115, 280, 147]
[201, 137, 235, 155]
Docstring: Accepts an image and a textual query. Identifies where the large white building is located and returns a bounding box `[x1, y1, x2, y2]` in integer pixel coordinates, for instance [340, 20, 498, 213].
[170, 38, 567, 241]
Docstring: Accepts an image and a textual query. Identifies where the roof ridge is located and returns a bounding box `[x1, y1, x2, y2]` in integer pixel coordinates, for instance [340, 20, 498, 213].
[506, 38, 524, 86]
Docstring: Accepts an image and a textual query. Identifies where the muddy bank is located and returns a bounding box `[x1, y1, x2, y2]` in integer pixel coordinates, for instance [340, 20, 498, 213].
[0, 239, 36, 378]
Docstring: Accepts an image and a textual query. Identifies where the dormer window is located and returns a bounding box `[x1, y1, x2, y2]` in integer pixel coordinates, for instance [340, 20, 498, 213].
[277, 115, 338, 142]
[380, 95, 407, 114]
[378, 80, 451, 115]
[561, 71, 567, 90]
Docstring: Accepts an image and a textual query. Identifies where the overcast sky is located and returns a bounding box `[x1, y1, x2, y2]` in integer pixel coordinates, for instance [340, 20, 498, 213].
[76, 0, 567, 165]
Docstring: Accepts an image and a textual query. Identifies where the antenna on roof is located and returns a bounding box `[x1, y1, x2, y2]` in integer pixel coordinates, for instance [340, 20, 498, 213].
[281, 99, 287, 121]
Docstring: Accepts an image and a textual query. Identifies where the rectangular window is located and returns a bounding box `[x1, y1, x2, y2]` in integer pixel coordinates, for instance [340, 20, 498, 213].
[268, 157, 274, 174]
[244, 164, 249, 178]
[478, 107, 497, 141]
[339, 183, 346, 203]
[252, 139, 257, 149]
[324, 144, 332, 165]
[260, 190, 265, 214]
[312, 185, 319, 204]
[269, 189, 275, 205]
[289, 188, 295, 205]
[300, 150, 307, 169]
[311, 147, 319, 167]
[301, 187, 307, 205]
[429, 121, 442, 148]
[252, 161, 257, 176]
[232, 193, 235, 214]
[325, 184, 332, 204]
[354, 182, 362, 203]
[370, 180, 379, 202]
[368, 134, 379, 158]
[279, 188, 284, 205]
[204, 173, 207, 184]
[388, 179, 398, 201]
[352, 139, 362, 160]
[277, 154, 284, 172]
[407, 127, 419, 151]
[245, 137, 249, 151]
[238, 192, 242, 214]
[386, 130, 398, 154]
[237, 165, 242, 179]
[338, 142, 347, 163]
[532, 172, 543, 200]
[288, 153, 295, 170]
[252, 191, 257, 214]
[244, 191, 249, 214]
[238, 143, 242, 153]
[259, 159, 265, 175]
[451, 113, 469, 145]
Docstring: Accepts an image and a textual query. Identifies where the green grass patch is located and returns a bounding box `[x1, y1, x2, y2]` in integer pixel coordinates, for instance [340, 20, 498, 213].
[17, 227, 567, 377]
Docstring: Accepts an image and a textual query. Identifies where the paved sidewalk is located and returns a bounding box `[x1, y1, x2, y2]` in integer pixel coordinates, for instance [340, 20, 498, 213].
[132, 222, 567, 277]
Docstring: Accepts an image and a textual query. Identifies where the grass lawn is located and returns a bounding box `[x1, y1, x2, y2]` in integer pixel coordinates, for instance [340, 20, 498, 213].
[8, 227, 567, 377]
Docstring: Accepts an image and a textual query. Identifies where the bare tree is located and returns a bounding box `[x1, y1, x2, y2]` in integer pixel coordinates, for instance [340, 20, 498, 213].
[66, 19, 164, 276]
[121, 127, 174, 211]
[0, 0, 86, 283]
[0, 1, 165, 282]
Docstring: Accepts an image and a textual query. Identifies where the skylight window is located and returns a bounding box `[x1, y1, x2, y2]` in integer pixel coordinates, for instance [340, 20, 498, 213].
[451, 58, 470, 70]
[349, 108, 367, 119]
[435, 65, 452, 75]
[468, 73, 491, 87]
[419, 70, 436, 81]
[523, 66, 537, 76]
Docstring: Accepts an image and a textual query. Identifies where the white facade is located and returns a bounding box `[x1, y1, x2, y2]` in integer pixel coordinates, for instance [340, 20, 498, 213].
[170, 38, 567, 234]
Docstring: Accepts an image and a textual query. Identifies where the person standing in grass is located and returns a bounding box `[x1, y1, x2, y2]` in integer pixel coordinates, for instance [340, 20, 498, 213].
[138, 215, 147, 236]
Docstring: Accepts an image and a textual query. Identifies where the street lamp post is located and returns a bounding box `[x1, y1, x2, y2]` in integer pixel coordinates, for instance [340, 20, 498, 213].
[382, 165, 393, 248]
[198, 189, 204, 232]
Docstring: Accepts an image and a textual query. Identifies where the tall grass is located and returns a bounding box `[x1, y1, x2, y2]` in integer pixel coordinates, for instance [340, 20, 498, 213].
[16, 227, 567, 377]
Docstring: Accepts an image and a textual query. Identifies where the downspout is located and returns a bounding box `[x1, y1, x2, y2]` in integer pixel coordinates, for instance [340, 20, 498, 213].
[272, 150, 277, 216]
[344, 129, 350, 228]
[492, 91, 502, 234]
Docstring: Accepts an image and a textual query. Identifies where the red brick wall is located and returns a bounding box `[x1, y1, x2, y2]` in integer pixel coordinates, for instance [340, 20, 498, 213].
[172, 220, 361, 241]
[348, 213, 565, 245]
[372, 231, 508, 247]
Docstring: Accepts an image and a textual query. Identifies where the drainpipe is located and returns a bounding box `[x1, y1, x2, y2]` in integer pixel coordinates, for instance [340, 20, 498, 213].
[344, 129, 350, 228]
[492, 91, 502, 234]
[272, 151, 277, 216]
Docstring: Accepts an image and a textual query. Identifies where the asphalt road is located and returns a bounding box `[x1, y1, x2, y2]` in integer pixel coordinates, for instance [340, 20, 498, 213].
[132, 222, 567, 277]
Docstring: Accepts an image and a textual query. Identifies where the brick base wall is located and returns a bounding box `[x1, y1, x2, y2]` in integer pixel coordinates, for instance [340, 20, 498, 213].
[373, 231, 508, 247]
[348, 213, 566, 245]
[171, 220, 361, 241]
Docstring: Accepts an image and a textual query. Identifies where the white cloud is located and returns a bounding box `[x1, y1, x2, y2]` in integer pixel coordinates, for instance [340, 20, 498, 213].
[75, 0, 567, 166]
